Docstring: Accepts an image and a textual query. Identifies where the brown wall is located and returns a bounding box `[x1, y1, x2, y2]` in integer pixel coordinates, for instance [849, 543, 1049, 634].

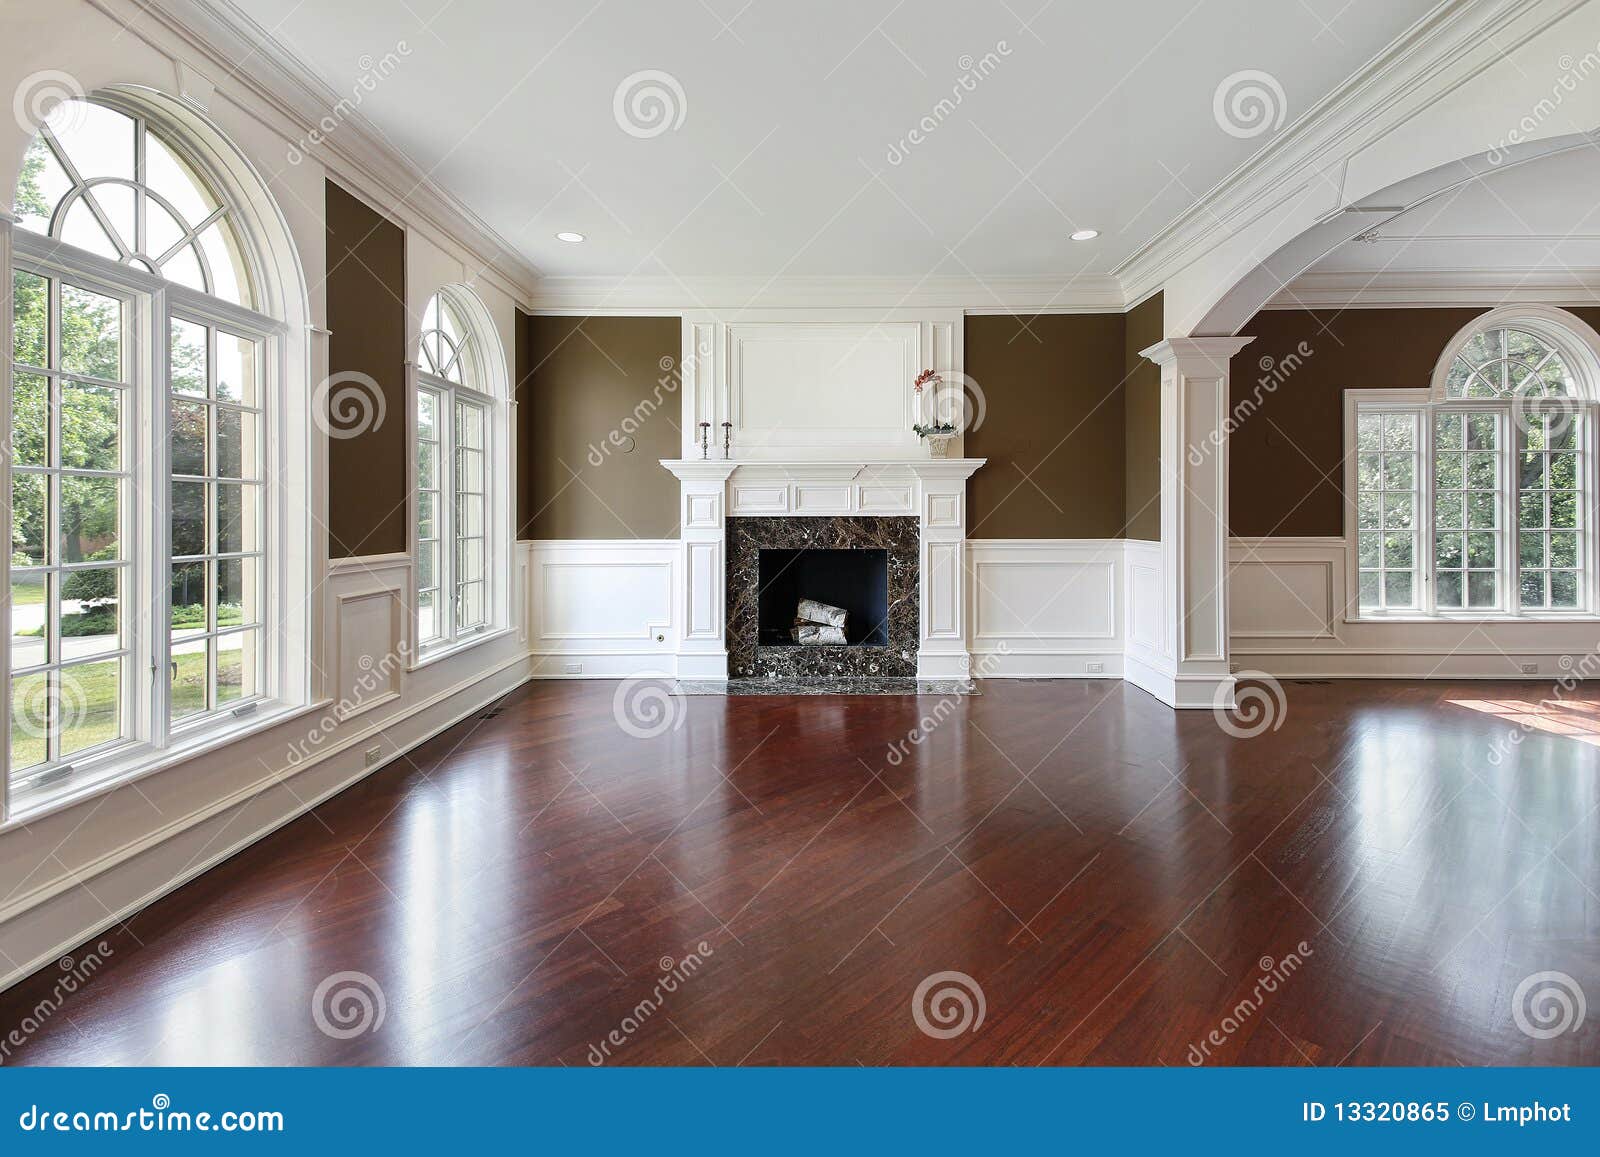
[519, 315, 682, 539]
[1228, 306, 1600, 537]
[324, 181, 408, 557]
[1122, 292, 1163, 540]
[964, 313, 1128, 539]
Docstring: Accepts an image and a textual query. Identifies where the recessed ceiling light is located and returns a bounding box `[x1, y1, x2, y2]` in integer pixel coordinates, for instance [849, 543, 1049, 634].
[555, 231, 586, 243]
[1070, 228, 1099, 242]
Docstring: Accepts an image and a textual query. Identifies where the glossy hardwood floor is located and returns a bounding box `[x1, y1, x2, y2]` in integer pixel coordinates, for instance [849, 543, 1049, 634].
[2, 677, 1597, 1065]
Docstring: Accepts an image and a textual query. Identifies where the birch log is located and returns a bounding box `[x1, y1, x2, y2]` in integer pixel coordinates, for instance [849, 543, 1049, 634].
[791, 624, 847, 646]
[796, 598, 848, 628]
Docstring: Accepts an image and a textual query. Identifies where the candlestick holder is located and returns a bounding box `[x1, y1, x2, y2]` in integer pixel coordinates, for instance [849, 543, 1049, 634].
[698, 421, 711, 460]
[721, 421, 732, 459]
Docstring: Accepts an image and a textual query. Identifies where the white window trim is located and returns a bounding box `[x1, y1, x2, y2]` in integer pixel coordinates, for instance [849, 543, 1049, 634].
[408, 289, 508, 669]
[1344, 390, 1600, 624]
[413, 368, 494, 658]
[6, 230, 294, 808]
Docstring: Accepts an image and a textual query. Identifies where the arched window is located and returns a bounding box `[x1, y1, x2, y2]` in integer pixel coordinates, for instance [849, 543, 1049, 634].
[7, 93, 298, 807]
[1346, 306, 1599, 618]
[414, 288, 497, 653]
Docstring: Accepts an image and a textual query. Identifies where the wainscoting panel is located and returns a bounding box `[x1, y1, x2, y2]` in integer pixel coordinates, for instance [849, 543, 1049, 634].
[968, 540, 1126, 677]
[1228, 537, 1598, 678]
[527, 540, 678, 677]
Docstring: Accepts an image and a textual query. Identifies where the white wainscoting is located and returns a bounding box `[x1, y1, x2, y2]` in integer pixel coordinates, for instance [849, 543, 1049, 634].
[967, 540, 1126, 677]
[1228, 537, 1600, 678]
[526, 540, 679, 677]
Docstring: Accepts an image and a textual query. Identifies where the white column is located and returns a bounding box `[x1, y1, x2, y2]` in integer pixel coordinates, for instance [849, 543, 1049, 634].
[662, 460, 738, 680]
[915, 460, 984, 680]
[1131, 337, 1252, 708]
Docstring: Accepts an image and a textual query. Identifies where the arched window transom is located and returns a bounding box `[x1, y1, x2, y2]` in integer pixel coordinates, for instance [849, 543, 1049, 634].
[13, 99, 255, 307]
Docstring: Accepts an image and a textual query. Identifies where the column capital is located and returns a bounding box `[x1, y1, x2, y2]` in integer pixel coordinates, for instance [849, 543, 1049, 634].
[1139, 336, 1254, 372]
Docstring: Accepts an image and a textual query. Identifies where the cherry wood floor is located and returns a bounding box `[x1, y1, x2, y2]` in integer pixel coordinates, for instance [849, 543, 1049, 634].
[2, 677, 1597, 1066]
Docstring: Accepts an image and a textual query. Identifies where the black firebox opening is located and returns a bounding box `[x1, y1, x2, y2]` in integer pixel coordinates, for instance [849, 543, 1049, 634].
[756, 548, 889, 647]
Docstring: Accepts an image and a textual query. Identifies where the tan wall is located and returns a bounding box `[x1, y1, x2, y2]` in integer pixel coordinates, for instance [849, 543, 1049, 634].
[964, 313, 1128, 539]
[1122, 292, 1163, 540]
[325, 181, 408, 557]
[519, 315, 682, 539]
[1230, 305, 1600, 537]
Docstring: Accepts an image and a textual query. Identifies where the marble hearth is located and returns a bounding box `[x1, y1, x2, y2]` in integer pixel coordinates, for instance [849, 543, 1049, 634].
[660, 458, 986, 681]
[729, 515, 919, 678]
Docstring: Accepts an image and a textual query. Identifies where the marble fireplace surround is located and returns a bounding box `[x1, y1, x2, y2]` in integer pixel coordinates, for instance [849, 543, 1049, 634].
[660, 458, 986, 681]
[728, 515, 919, 678]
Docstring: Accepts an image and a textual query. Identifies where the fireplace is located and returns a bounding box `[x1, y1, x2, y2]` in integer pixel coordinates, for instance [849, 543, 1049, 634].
[757, 548, 890, 647]
[726, 515, 920, 678]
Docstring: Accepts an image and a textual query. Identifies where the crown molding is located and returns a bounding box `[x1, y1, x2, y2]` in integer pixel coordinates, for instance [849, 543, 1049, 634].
[1111, 0, 1563, 306]
[525, 274, 1126, 315]
[136, 0, 541, 301]
[1266, 267, 1600, 309]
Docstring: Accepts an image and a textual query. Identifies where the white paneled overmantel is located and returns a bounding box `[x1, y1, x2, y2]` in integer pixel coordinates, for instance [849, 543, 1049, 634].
[678, 310, 963, 462]
[660, 458, 986, 680]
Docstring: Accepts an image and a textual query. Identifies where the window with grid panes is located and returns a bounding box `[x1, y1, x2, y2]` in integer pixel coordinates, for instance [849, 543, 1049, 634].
[1349, 318, 1592, 618]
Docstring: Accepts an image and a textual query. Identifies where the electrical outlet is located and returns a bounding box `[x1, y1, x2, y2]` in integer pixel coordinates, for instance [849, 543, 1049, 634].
[1520, 662, 1538, 675]
[564, 662, 583, 675]
[1086, 661, 1104, 674]
[364, 745, 382, 767]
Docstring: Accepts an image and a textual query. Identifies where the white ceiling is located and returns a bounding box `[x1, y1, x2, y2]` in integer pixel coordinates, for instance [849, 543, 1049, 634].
[1306, 146, 1600, 277]
[226, 0, 1435, 282]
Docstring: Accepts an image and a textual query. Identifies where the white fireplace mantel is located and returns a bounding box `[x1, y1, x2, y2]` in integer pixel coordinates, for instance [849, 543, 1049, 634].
[661, 457, 986, 680]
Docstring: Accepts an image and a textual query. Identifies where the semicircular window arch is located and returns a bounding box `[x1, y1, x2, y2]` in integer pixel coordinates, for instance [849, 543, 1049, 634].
[1442, 325, 1578, 401]
[13, 98, 255, 307]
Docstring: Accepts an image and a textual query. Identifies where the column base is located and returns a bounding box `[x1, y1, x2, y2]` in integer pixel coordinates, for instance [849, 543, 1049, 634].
[1124, 651, 1235, 710]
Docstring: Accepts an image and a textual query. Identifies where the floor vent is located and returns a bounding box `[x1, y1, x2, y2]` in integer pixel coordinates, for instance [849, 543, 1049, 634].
[477, 708, 505, 720]
[1291, 679, 1332, 685]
